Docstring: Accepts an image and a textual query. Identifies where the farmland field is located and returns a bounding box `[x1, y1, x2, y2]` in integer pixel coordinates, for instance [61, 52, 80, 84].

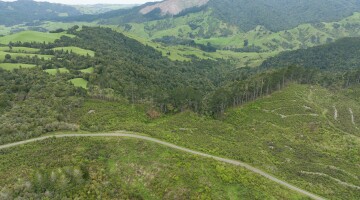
[69, 78, 88, 89]
[0, 46, 39, 53]
[0, 51, 53, 61]
[53, 46, 95, 57]
[0, 31, 74, 45]
[44, 68, 69, 75]
[0, 63, 36, 71]
[79, 67, 94, 73]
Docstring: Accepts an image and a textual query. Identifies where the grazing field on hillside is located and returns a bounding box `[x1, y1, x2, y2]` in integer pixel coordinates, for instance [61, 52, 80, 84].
[79, 67, 94, 73]
[53, 46, 95, 57]
[72, 84, 360, 199]
[44, 68, 69, 75]
[121, 11, 360, 54]
[111, 26, 273, 67]
[69, 78, 88, 89]
[0, 46, 39, 53]
[0, 63, 36, 71]
[0, 51, 53, 61]
[44, 11, 360, 67]
[0, 137, 306, 199]
[0, 31, 74, 45]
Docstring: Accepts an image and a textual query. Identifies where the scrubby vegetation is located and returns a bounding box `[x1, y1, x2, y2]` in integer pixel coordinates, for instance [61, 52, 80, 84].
[70, 84, 360, 200]
[261, 37, 360, 71]
[0, 137, 306, 199]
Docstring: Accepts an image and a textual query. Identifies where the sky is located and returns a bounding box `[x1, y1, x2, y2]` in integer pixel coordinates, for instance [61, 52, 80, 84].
[2, 0, 162, 5]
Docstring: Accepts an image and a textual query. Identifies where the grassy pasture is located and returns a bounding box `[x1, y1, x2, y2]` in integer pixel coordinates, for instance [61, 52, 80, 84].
[0, 46, 39, 53]
[44, 68, 69, 75]
[53, 46, 95, 57]
[69, 78, 88, 89]
[0, 63, 36, 71]
[0, 51, 53, 61]
[79, 67, 94, 73]
[0, 31, 74, 45]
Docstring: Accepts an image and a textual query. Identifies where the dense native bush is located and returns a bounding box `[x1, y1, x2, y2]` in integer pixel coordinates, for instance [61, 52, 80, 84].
[0, 68, 84, 144]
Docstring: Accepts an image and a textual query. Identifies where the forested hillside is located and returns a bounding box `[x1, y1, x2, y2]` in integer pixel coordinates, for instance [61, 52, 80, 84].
[0, 69, 84, 144]
[261, 37, 360, 71]
[0, 26, 233, 143]
[210, 37, 360, 115]
[54, 27, 231, 111]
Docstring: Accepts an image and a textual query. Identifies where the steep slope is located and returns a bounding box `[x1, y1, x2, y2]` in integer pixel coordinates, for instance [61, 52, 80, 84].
[0, 0, 81, 26]
[72, 84, 360, 200]
[73, 4, 138, 15]
[140, 0, 208, 15]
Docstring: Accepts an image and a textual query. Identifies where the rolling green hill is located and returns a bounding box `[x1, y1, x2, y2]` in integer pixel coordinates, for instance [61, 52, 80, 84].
[261, 37, 360, 71]
[53, 46, 95, 57]
[0, 51, 53, 61]
[4, 2, 360, 68]
[0, 31, 74, 45]
[0, 63, 36, 71]
[0, 0, 81, 26]
[119, 11, 360, 53]
[75, 0, 360, 32]
[2, 0, 360, 69]
[207, 0, 360, 32]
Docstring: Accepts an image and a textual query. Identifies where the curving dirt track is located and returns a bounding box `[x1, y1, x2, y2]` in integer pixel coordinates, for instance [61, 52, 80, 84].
[0, 132, 325, 200]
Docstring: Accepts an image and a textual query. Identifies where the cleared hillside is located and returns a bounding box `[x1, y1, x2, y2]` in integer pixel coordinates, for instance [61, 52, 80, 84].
[72, 84, 360, 199]
[0, 137, 306, 199]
